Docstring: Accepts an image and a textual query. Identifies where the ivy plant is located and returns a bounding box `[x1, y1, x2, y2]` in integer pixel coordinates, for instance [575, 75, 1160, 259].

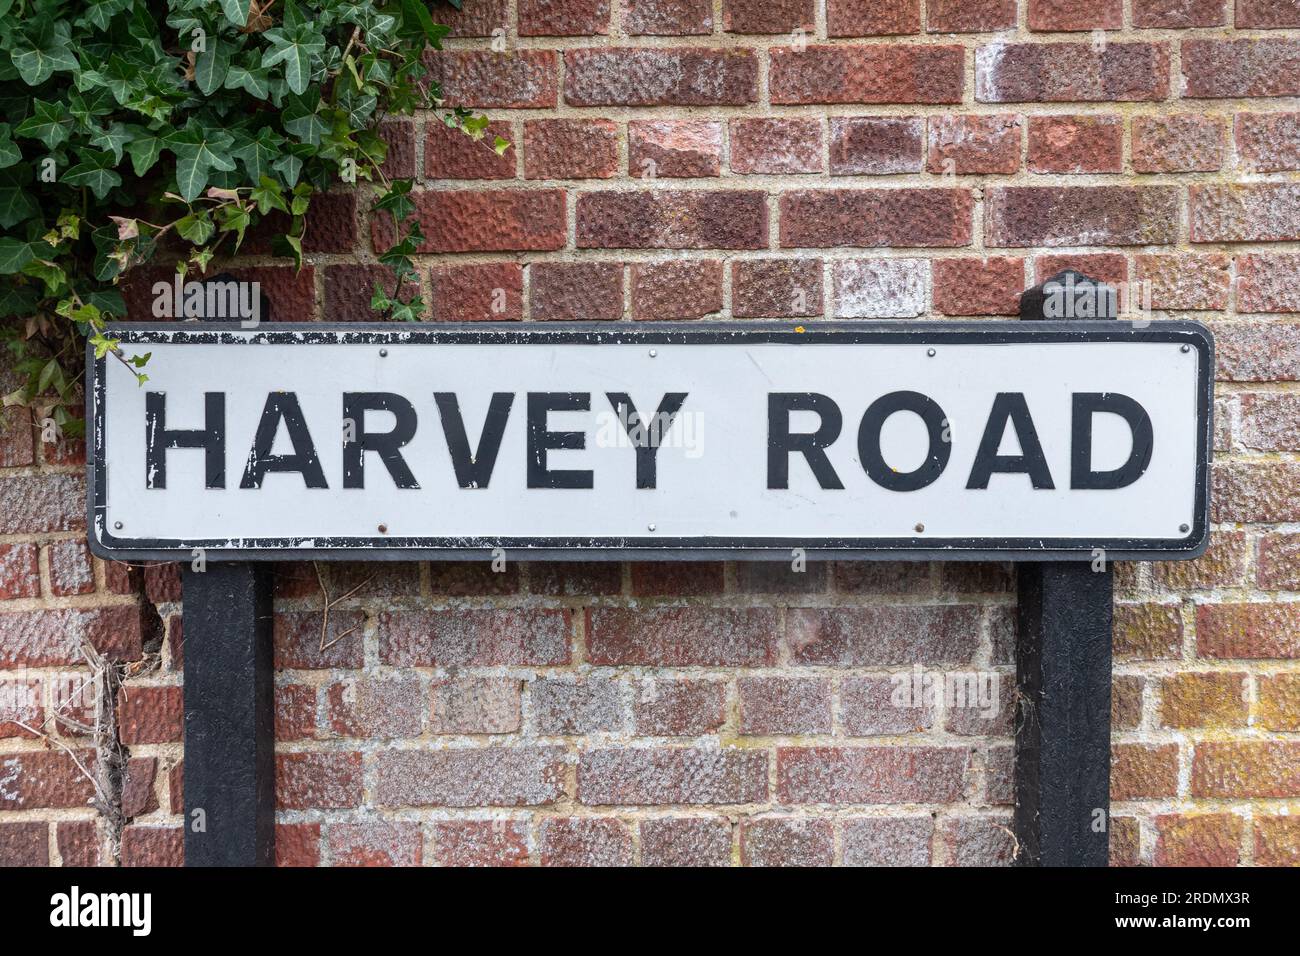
[0, 0, 506, 437]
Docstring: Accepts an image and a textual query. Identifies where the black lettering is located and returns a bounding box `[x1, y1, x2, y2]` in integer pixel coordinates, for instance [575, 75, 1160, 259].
[966, 393, 1055, 490]
[435, 392, 514, 489]
[858, 391, 950, 492]
[239, 392, 327, 489]
[767, 393, 844, 490]
[342, 393, 419, 489]
[145, 392, 225, 489]
[1071, 393, 1153, 490]
[527, 392, 593, 489]
[606, 392, 688, 489]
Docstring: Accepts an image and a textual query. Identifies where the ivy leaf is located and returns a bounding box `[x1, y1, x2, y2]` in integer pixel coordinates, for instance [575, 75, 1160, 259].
[250, 176, 289, 215]
[0, 236, 38, 273]
[10, 20, 79, 86]
[89, 122, 132, 165]
[231, 126, 285, 183]
[0, 127, 20, 168]
[225, 60, 271, 100]
[62, 151, 123, 199]
[166, 127, 237, 202]
[281, 92, 327, 145]
[218, 0, 253, 28]
[0, 167, 37, 229]
[175, 212, 215, 245]
[399, 0, 450, 46]
[14, 100, 70, 149]
[262, 20, 326, 95]
[125, 132, 163, 177]
[195, 40, 231, 96]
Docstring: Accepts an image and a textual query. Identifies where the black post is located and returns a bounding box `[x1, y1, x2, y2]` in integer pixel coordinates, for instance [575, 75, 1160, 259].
[1014, 271, 1114, 866]
[182, 562, 275, 866]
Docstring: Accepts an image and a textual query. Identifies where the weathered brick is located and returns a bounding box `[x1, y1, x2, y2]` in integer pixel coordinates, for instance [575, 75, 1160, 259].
[1238, 0, 1300, 29]
[640, 817, 732, 866]
[629, 120, 721, 178]
[430, 263, 524, 322]
[1155, 814, 1242, 867]
[323, 264, 416, 323]
[1258, 533, 1300, 589]
[0, 750, 96, 809]
[1132, 0, 1225, 27]
[771, 45, 964, 104]
[731, 118, 822, 174]
[47, 539, 93, 596]
[1109, 816, 1141, 867]
[0, 543, 39, 599]
[540, 818, 632, 866]
[1193, 742, 1300, 797]
[945, 673, 1014, 736]
[275, 684, 316, 741]
[1028, 0, 1122, 30]
[933, 257, 1024, 315]
[1112, 675, 1143, 731]
[829, 117, 923, 175]
[425, 119, 514, 179]
[1028, 115, 1122, 174]
[0, 822, 48, 866]
[564, 48, 757, 106]
[943, 815, 1015, 866]
[0, 678, 41, 738]
[432, 820, 530, 866]
[327, 677, 425, 739]
[1183, 38, 1300, 98]
[376, 119, 417, 179]
[427, 562, 521, 596]
[788, 606, 981, 665]
[1210, 321, 1300, 382]
[1152, 531, 1248, 590]
[439, 0, 509, 36]
[524, 119, 619, 179]
[976, 42, 1170, 103]
[632, 260, 723, 320]
[57, 821, 99, 866]
[1112, 743, 1179, 799]
[520, 0, 609, 35]
[424, 50, 559, 108]
[0, 399, 33, 467]
[1132, 114, 1223, 173]
[731, 258, 823, 318]
[1114, 603, 1183, 660]
[778, 746, 967, 804]
[1197, 602, 1300, 658]
[1237, 254, 1300, 314]
[530, 262, 625, 322]
[1160, 672, 1247, 729]
[1240, 393, 1300, 450]
[632, 679, 727, 735]
[430, 678, 522, 734]
[329, 821, 423, 867]
[0, 606, 143, 667]
[939, 562, 1014, 593]
[589, 606, 779, 666]
[1134, 253, 1230, 311]
[0, 473, 84, 533]
[578, 190, 767, 249]
[927, 0, 1017, 31]
[781, 189, 973, 248]
[725, 0, 816, 33]
[926, 114, 1021, 175]
[741, 818, 833, 866]
[530, 562, 623, 595]
[277, 753, 363, 810]
[245, 194, 357, 255]
[625, 0, 712, 34]
[379, 608, 572, 666]
[629, 562, 726, 595]
[579, 747, 768, 805]
[120, 827, 182, 867]
[1192, 184, 1300, 243]
[826, 0, 920, 37]
[276, 823, 321, 867]
[832, 258, 928, 318]
[843, 817, 933, 866]
[1254, 816, 1300, 867]
[117, 685, 182, 744]
[121, 756, 158, 818]
[1035, 253, 1127, 288]
[531, 677, 627, 734]
[739, 677, 831, 735]
[733, 562, 828, 594]
[1256, 674, 1300, 731]
[840, 675, 933, 735]
[987, 186, 1179, 247]
[377, 747, 567, 806]
[373, 189, 566, 253]
[1213, 461, 1300, 522]
[274, 610, 365, 669]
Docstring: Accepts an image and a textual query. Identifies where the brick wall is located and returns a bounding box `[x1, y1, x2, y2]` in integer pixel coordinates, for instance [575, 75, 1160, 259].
[2, 0, 1299, 867]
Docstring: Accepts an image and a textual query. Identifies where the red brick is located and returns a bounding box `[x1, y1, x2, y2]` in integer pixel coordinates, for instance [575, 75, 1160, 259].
[323, 264, 417, 323]
[945, 674, 1014, 736]
[927, 0, 1016, 31]
[372, 189, 565, 254]
[588, 606, 779, 666]
[1183, 38, 1300, 98]
[943, 815, 1016, 865]
[1114, 603, 1183, 660]
[940, 562, 1014, 592]
[532, 677, 627, 734]
[530, 262, 625, 321]
[46, 540, 93, 596]
[276, 752, 363, 810]
[640, 817, 732, 866]
[275, 823, 320, 867]
[788, 606, 981, 665]
[327, 822, 422, 867]
[840, 675, 932, 735]
[1134, 254, 1230, 311]
[0, 822, 48, 866]
[725, 0, 815, 33]
[625, 0, 712, 34]
[433, 820, 530, 866]
[430, 263, 523, 322]
[274, 610, 365, 669]
[1152, 531, 1248, 590]
[424, 50, 559, 108]
[1255, 816, 1300, 866]
[632, 260, 723, 320]
[1155, 814, 1241, 867]
[1197, 603, 1300, 658]
[826, 0, 919, 36]
[116, 685, 182, 744]
[275, 684, 316, 741]
[246, 194, 356, 255]
[145, 562, 183, 604]
[579, 747, 767, 805]
[1192, 742, 1300, 797]
[734, 562, 829, 593]
[1132, 114, 1223, 174]
[1159, 672, 1247, 729]
[121, 756, 159, 818]
[120, 826, 182, 867]
[524, 119, 619, 179]
[1237, 0, 1300, 27]
[0, 543, 38, 599]
[57, 821, 99, 866]
[103, 560, 134, 595]
[1237, 254, 1300, 313]
[167, 761, 182, 814]
[629, 561, 726, 595]
[1212, 461, 1300, 522]
[731, 259, 823, 318]
[564, 48, 757, 106]
[741, 818, 833, 866]
[731, 118, 822, 174]
[380, 608, 571, 666]
[377, 747, 567, 807]
[529, 562, 623, 595]
[520, 0, 609, 34]
[1112, 676, 1144, 732]
[1258, 533, 1300, 589]
[0, 750, 96, 809]
[327, 677, 424, 739]
[578, 190, 767, 249]
[1028, 0, 1122, 30]
[1259, 675, 1300, 731]
[427, 562, 521, 596]
[771, 45, 964, 104]
[829, 117, 922, 175]
[0, 399, 33, 467]
[1111, 743, 1179, 799]
[632, 679, 726, 735]
[430, 677, 522, 734]
[1209, 321, 1300, 382]
[0, 473, 84, 533]
[0, 606, 143, 667]
[540, 818, 632, 866]
[0, 678, 41, 738]
[377, 119, 416, 178]
[1241, 393, 1300, 450]
[933, 257, 1024, 315]
[1028, 115, 1122, 174]
[1109, 816, 1140, 866]
[777, 746, 968, 804]
[1192, 184, 1300, 243]
[629, 120, 722, 178]
[739, 677, 831, 735]
[780, 188, 972, 248]
[843, 817, 932, 865]
[425, 119, 514, 179]
[1133, 0, 1226, 27]
[927, 115, 1021, 175]
[986, 186, 1178, 247]
[976, 42, 1170, 103]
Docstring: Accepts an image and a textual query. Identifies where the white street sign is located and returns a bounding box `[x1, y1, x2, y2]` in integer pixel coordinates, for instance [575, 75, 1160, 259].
[90, 322, 1212, 560]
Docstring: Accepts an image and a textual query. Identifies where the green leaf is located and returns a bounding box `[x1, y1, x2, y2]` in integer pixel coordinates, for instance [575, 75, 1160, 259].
[176, 212, 215, 244]
[0, 127, 20, 168]
[195, 40, 231, 96]
[62, 152, 122, 200]
[125, 133, 163, 177]
[281, 92, 327, 145]
[232, 127, 285, 183]
[0, 237, 37, 273]
[14, 100, 70, 149]
[225, 61, 271, 100]
[166, 127, 236, 202]
[262, 22, 326, 96]
[250, 176, 288, 215]
[0, 167, 38, 229]
[219, 0, 252, 27]
[10, 21, 79, 86]
[400, 0, 450, 45]
[89, 122, 132, 164]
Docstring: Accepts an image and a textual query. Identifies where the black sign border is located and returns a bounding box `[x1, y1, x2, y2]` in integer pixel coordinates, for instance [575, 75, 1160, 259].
[88, 320, 1213, 562]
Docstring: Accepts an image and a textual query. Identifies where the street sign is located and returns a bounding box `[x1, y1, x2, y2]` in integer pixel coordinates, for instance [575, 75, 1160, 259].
[89, 321, 1212, 561]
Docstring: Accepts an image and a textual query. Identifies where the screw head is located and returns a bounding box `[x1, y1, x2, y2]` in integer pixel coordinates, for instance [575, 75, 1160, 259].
[379, 348, 389, 357]
[914, 523, 925, 533]
[378, 523, 388, 534]
[926, 348, 936, 357]
[1180, 523, 1190, 533]
[648, 349, 658, 358]
[647, 523, 656, 532]
[113, 521, 123, 530]
[1180, 344, 1190, 353]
